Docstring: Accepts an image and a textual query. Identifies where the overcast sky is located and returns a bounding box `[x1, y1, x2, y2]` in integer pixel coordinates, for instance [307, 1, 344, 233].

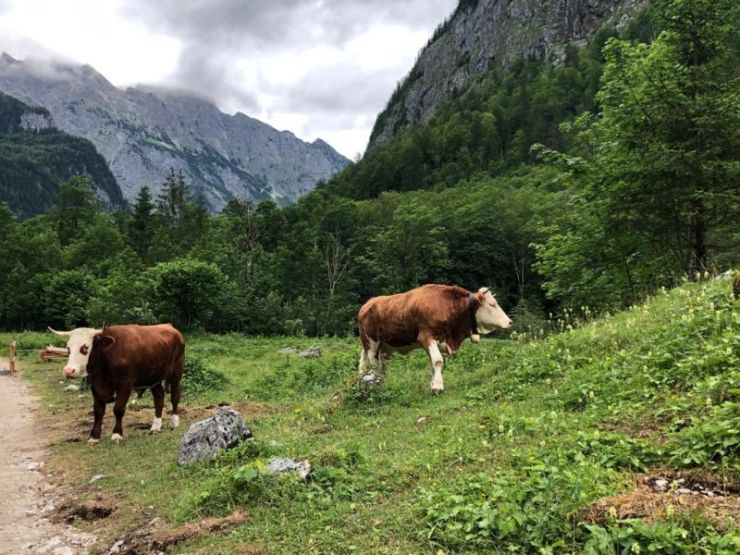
[0, 0, 458, 158]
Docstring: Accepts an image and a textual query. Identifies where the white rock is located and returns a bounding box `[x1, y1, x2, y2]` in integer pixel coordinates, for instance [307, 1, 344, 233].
[107, 539, 124, 554]
[653, 479, 669, 492]
[89, 474, 106, 483]
[267, 458, 311, 480]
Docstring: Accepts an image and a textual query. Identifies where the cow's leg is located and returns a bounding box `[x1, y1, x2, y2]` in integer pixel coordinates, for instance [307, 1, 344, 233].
[150, 382, 165, 432]
[423, 339, 445, 395]
[169, 374, 181, 429]
[358, 348, 369, 374]
[364, 339, 385, 383]
[89, 392, 105, 444]
[111, 385, 132, 443]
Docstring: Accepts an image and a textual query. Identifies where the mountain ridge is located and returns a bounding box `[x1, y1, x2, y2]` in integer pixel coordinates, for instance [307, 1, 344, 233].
[0, 53, 349, 212]
[369, 0, 645, 148]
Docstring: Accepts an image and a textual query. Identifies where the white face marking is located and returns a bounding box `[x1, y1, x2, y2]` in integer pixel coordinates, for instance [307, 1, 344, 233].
[474, 288, 513, 333]
[51, 327, 101, 379]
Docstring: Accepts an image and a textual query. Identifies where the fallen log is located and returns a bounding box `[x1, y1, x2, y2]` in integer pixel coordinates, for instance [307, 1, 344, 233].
[40, 345, 69, 362]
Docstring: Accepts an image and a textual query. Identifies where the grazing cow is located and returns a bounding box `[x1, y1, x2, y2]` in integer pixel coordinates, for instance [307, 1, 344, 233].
[358, 285, 512, 394]
[49, 324, 185, 444]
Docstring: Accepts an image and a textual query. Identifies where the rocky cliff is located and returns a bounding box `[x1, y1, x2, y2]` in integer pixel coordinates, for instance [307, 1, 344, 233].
[0, 53, 349, 211]
[369, 0, 644, 148]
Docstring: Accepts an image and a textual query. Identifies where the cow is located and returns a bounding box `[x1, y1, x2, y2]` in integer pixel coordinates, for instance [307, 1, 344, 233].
[48, 324, 185, 444]
[357, 285, 512, 394]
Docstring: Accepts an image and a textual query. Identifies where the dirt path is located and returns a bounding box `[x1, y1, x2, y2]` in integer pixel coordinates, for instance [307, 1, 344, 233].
[0, 359, 94, 554]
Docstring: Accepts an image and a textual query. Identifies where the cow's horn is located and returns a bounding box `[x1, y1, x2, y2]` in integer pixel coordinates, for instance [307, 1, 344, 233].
[48, 326, 71, 337]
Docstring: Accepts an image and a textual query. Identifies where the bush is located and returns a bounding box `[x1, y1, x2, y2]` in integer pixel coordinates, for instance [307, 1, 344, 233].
[666, 402, 740, 468]
[582, 520, 739, 555]
[182, 357, 227, 395]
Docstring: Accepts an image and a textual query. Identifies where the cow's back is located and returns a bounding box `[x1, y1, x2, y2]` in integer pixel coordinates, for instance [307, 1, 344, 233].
[97, 324, 184, 386]
[359, 285, 468, 347]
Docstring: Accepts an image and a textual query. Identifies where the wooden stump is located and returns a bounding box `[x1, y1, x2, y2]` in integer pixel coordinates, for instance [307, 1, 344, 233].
[9, 339, 16, 373]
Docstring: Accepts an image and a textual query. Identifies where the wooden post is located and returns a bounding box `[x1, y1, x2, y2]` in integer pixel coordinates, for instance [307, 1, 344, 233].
[9, 339, 16, 373]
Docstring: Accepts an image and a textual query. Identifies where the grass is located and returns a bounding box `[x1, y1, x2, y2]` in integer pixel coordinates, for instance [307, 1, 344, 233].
[2, 278, 738, 553]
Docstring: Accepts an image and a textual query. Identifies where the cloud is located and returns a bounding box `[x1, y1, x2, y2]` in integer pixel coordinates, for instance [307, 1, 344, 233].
[120, 0, 458, 156]
[1, 0, 457, 156]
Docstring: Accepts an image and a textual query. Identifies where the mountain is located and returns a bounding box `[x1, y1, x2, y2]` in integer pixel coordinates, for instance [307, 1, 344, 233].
[0, 53, 349, 212]
[369, 0, 645, 148]
[0, 90, 125, 218]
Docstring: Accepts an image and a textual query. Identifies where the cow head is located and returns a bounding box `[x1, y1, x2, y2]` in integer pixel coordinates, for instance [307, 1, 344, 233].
[48, 327, 114, 379]
[473, 288, 513, 334]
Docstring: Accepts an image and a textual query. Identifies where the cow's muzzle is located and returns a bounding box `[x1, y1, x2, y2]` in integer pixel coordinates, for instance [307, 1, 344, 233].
[63, 367, 79, 379]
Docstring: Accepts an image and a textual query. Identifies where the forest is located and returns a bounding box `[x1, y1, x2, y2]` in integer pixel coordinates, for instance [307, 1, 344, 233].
[0, 91, 125, 218]
[0, 0, 737, 336]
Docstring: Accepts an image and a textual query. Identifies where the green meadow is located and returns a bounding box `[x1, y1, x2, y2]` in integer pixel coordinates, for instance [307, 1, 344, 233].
[4, 277, 738, 554]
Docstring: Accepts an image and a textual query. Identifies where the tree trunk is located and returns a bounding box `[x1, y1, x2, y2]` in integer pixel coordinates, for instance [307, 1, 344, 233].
[689, 196, 708, 279]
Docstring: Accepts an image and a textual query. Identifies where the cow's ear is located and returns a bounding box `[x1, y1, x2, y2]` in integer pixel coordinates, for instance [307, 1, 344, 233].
[95, 335, 115, 349]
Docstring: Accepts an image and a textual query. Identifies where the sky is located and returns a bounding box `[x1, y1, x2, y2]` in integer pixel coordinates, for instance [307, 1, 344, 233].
[0, 0, 458, 158]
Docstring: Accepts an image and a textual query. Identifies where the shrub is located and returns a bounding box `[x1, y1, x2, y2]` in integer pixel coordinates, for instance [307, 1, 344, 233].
[182, 357, 227, 395]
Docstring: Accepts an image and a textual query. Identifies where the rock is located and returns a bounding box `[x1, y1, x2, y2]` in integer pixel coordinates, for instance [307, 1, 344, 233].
[267, 458, 311, 480]
[299, 347, 321, 358]
[43, 499, 56, 512]
[178, 408, 252, 465]
[107, 539, 125, 554]
[64, 384, 80, 392]
[26, 462, 43, 471]
[416, 416, 429, 425]
[89, 474, 106, 483]
[676, 488, 692, 495]
[653, 479, 669, 492]
[360, 373, 383, 384]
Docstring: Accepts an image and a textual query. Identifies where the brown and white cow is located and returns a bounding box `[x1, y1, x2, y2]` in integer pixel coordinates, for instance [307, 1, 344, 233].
[357, 285, 512, 394]
[49, 324, 185, 443]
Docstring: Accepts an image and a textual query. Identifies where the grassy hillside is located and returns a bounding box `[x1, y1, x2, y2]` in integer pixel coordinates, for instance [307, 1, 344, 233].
[0, 91, 125, 218]
[4, 277, 738, 553]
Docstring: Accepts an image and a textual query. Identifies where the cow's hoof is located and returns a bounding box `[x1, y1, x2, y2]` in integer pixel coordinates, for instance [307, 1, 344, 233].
[87, 437, 100, 445]
[111, 433, 123, 443]
[150, 417, 163, 432]
[169, 414, 180, 429]
[431, 387, 444, 395]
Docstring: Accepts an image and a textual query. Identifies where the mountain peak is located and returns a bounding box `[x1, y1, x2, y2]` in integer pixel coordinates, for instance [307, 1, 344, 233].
[0, 52, 18, 65]
[0, 57, 349, 211]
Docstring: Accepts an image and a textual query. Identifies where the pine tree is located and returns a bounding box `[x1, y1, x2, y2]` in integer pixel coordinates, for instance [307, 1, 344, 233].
[129, 186, 154, 260]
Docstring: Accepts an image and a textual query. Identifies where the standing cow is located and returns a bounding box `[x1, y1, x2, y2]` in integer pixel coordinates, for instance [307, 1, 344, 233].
[49, 324, 185, 443]
[358, 284, 512, 394]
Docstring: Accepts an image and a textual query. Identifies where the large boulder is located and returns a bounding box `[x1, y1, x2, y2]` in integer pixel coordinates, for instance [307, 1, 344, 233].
[178, 407, 252, 465]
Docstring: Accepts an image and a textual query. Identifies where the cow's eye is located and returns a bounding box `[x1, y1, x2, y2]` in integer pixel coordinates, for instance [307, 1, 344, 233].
[80, 345, 89, 355]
